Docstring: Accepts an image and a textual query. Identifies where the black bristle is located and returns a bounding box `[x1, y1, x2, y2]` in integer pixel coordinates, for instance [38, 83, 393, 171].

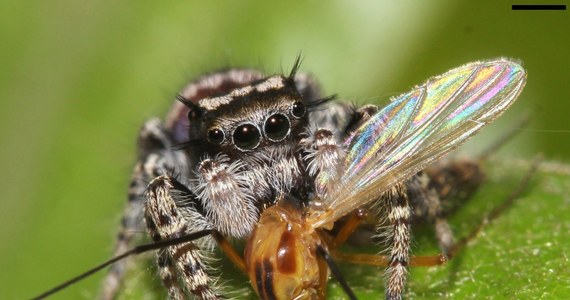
[289, 53, 304, 80]
[176, 94, 195, 108]
[306, 94, 337, 112]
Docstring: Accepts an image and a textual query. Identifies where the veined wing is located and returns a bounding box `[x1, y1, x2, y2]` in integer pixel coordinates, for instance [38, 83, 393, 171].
[311, 58, 526, 227]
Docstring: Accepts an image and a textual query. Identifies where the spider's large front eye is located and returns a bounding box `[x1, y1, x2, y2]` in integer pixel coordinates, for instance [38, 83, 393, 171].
[264, 113, 290, 141]
[207, 128, 225, 145]
[291, 101, 306, 119]
[233, 123, 261, 150]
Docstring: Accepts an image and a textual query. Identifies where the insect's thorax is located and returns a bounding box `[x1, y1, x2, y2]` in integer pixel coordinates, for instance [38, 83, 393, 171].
[244, 203, 325, 300]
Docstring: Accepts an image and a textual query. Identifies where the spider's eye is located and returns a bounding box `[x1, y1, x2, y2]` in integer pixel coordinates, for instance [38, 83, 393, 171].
[291, 101, 306, 118]
[264, 113, 290, 141]
[207, 128, 225, 145]
[233, 123, 261, 151]
[188, 108, 201, 120]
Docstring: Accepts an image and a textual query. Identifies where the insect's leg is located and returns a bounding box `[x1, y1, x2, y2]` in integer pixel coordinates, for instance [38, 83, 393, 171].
[332, 251, 446, 267]
[100, 118, 189, 300]
[330, 208, 368, 246]
[382, 184, 411, 300]
[145, 175, 222, 300]
[315, 246, 357, 300]
[211, 231, 246, 273]
[317, 251, 329, 300]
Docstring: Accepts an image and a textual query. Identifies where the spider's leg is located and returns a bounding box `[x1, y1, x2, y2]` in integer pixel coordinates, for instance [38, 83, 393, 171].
[382, 184, 411, 300]
[145, 175, 222, 300]
[100, 118, 191, 299]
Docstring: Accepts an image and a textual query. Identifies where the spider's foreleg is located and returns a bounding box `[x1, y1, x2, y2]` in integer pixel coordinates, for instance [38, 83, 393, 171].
[145, 175, 222, 300]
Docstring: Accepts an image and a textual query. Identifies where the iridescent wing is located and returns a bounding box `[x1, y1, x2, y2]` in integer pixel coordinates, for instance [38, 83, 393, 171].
[311, 58, 526, 227]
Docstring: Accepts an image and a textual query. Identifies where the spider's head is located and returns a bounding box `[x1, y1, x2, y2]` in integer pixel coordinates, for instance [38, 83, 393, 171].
[182, 74, 311, 159]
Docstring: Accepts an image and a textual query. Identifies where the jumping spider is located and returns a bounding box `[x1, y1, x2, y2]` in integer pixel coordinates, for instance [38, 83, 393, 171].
[94, 58, 526, 299]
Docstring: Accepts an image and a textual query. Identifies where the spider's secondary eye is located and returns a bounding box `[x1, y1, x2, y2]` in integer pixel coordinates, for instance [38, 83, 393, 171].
[207, 128, 225, 145]
[188, 108, 201, 120]
[233, 123, 261, 150]
[264, 113, 290, 141]
[291, 101, 306, 118]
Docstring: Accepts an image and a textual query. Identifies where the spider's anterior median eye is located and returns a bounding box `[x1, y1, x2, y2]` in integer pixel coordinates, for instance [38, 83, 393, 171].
[291, 101, 306, 118]
[233, 123, 261, 150]
[264, 113, 290, 141]
[207, 128, 225, 145]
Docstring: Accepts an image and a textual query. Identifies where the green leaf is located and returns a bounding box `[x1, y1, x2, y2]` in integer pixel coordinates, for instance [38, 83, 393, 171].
[113, 158, 570, 299]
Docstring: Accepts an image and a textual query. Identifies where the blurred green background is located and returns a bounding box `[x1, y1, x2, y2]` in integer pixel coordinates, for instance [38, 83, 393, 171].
[1, 1, 569, 299]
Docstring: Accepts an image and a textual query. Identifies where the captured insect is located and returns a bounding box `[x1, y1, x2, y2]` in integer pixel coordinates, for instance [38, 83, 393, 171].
[34, 57, 527, 299]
